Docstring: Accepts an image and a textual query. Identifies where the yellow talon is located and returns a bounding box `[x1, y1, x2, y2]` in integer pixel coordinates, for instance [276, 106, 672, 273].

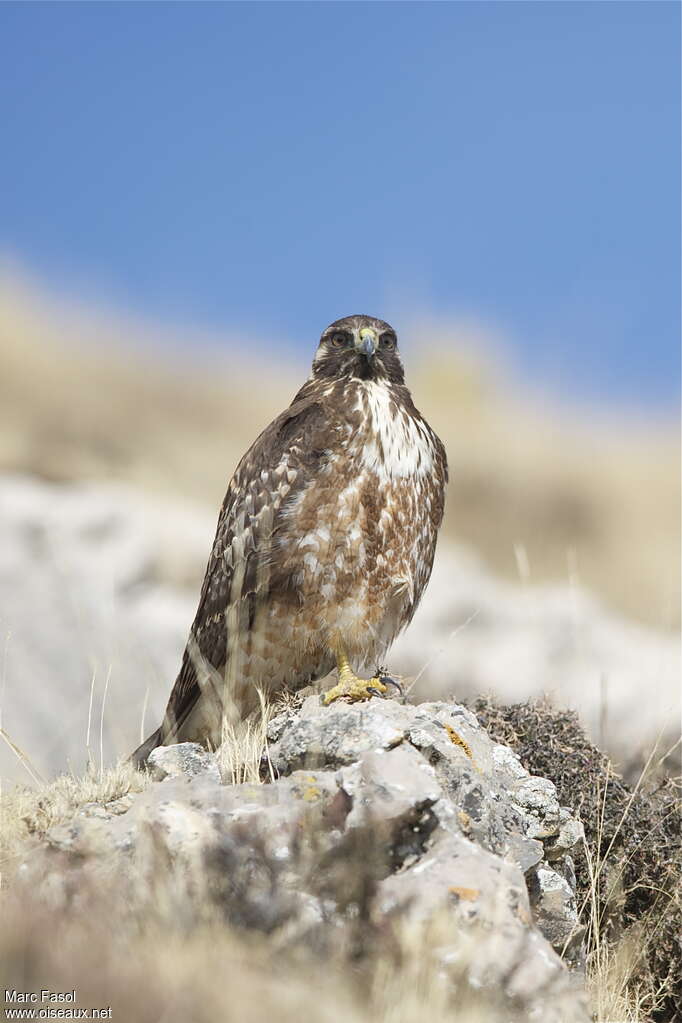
[322, 648, 389, 705]
[322, 675, 388, 705]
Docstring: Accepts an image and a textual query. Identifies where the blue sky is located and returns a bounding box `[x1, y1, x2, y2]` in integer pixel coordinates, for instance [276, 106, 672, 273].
[1, 1, 679, 409]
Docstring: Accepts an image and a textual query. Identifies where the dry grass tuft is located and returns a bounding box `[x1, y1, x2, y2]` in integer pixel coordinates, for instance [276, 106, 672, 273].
[0, 760, 148, 880]
[217, 689, 276, 785]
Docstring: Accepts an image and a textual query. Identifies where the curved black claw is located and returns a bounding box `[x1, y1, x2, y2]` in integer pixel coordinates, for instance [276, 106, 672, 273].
[367, 686, 386, 698]
[377, 672, 403, 697]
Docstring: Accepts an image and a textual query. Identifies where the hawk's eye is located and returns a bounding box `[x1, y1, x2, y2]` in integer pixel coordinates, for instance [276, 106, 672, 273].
[330, 331, 351, 348]
[379, 332, 396, 351]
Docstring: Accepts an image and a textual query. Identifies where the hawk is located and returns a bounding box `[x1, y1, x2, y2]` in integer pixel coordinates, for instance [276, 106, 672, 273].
[132, 315, 448, 767]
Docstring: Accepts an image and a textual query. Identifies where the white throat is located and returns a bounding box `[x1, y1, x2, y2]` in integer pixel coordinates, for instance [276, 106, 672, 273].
[355, 380, 434, 480]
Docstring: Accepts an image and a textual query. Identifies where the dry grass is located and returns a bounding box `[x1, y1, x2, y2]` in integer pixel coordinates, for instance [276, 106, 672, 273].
[0, 270, 679, 628]
[0, 688, 278, 875]
[588, 934, 660, 1023]
[473, 696, 682, 1022]
[0, 759, 148, 882]
[218, 688, 276, 784]
[580, 750, 682, 1023]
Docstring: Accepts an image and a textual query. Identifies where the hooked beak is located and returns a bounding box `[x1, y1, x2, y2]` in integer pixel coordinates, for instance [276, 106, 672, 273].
[356, 328, 377, 358]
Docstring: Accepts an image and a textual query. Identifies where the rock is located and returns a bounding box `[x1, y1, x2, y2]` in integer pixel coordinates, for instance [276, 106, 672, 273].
[339, 744, 442, 829]
[337, 745, 442, 867]
[267, 695, 406, 771]
[511, 775, 561, 839]
[376, 831, 530, 925]
[78, 802, 112, 819]
[545, 806, 586, 862]
[377, 833, 584, 1022]
[403, 706, 546, 871]
[45, 815, 115, 856]
[528, 860, 585, 965]
[21, 696, 588, 1022]
[270, 696, 569, 879]
[104, 795, 135, 815]
[147, 742, 221, 783]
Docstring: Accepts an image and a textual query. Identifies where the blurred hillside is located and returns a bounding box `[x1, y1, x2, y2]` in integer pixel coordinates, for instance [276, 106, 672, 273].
[0, 272, 679, 630]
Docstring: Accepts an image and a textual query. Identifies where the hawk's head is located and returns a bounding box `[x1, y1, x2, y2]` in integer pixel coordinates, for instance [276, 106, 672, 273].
[312, 315, 405, 385]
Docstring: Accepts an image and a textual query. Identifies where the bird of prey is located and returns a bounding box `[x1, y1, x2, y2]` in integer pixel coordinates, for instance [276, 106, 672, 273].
[132, 315, 447, 767]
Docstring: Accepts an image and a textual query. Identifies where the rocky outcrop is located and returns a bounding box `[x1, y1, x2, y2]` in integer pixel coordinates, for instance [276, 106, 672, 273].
[21, 696, 588, 1022]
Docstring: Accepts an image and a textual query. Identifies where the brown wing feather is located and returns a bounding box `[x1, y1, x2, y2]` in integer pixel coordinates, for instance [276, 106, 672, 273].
[146, 388, 332, 751]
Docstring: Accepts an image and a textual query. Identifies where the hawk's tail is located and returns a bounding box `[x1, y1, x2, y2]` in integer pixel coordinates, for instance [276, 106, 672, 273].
[130, 726, 163, 770]
[129, 649, 204, 769]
